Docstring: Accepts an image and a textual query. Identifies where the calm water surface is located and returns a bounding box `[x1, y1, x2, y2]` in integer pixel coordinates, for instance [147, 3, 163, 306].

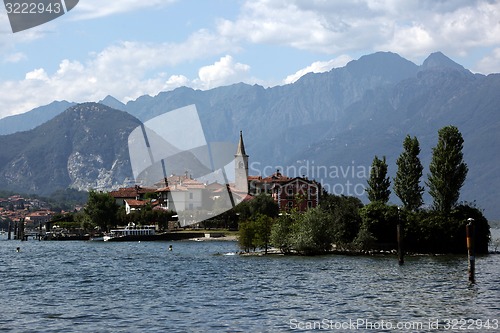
[0, 236, 499, 332]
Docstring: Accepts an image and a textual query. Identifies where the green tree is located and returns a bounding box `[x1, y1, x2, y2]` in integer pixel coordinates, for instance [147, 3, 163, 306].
[394, 135, 424, 211]
[426, 126, 468, 214]
[358, 202, 399, 247]
[353, 227, 377, 251]
[235, 193, 279, 220]
[452, 204, 490, 254]
[319, 193, 363, 248]
[83, 191, 119, 231]
[74, 211, 95, 234]
[238, 219, 256, 252]
[366, 156, 391, 203]
[153, 209, 176, 231]
[50, 212, 74, 223]
[238, 213, 274, 253]
[253, 214, 274, 254]
[270, 214, 294, 254]
[289, 208, 334, 255]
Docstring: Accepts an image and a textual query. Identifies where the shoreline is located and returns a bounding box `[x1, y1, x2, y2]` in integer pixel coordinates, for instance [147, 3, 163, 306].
[188, 235, 238, 242]
[237, 247, 500, 257]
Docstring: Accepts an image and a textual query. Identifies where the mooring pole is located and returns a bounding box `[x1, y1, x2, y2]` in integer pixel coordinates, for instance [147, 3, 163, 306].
[397, 207, 404, 265]
[397, 223, 404, 265]
[7, 221, 12, 240]
[19, 218, 25, 241]
[466, 218, 475, 283]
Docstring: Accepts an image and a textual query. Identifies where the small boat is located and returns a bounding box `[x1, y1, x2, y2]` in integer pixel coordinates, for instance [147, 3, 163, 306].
[103, 223, 156, 242]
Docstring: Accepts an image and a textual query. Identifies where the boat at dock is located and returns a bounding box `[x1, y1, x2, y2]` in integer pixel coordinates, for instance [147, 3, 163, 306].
[103, 223, 156, 242]
[102, 223, 216, 242]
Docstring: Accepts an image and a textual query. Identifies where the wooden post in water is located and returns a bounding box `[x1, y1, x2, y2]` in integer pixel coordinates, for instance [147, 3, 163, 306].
[7, 221, 12, 240]
[18, 218, 25, 241]
[466, 218, 475, 283]
[397, 207, 404, 265]
[397, 223, 404, 265]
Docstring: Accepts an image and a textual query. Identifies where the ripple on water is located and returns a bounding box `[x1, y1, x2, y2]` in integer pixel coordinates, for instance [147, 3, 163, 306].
[1, 239, 499, 332]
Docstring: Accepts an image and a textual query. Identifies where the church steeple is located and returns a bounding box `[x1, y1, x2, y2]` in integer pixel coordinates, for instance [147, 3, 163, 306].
[235, 131, 249, 193]
[236, 130, 248, 157]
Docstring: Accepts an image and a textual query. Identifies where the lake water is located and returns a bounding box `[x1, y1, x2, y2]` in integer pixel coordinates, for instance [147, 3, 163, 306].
[0, 235, 499, 332]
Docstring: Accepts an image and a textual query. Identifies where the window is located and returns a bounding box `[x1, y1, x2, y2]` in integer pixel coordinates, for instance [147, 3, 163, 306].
[308, 201, 313, 208]
[287, 201, 293, 209]
[189, 192, 193, 199]
[287, 186, 293, 195]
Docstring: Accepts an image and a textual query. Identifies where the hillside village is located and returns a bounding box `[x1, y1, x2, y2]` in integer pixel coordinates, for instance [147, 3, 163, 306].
[0, 195, 64, 231]
[1, 131, 321, 235]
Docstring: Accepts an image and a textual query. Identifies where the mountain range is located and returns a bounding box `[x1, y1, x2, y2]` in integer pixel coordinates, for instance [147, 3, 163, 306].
[0, 51, 498, 220]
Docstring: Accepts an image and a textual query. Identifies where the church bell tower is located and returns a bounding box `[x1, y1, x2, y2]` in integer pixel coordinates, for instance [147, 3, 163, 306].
[235, 131, 249, 193]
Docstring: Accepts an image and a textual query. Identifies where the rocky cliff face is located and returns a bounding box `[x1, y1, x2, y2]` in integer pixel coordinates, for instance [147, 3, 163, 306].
[0, 103, 141, 195]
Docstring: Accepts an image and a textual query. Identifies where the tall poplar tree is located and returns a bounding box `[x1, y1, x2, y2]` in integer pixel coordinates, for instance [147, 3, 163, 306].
[426, 126, 468, 214]
[394, 135, 424, 211]
[366, 156, 391, 203]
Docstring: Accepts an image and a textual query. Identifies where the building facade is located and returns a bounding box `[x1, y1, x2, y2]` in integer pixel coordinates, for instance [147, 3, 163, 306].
[156, 176, 206, 212]
[238, 132, 321, 212]
[248, 171, 320, 211]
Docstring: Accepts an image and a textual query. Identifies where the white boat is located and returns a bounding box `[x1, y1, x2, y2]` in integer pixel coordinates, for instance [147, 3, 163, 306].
[103, 223, 156, 242]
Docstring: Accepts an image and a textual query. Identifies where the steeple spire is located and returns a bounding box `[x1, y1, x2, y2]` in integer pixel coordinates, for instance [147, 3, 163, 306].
[234, 130, 249, 194]
[236, 130, 248, 157]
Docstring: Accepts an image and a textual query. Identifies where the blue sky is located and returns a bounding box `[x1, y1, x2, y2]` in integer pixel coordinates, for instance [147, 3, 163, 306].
[1, 0, 500, 118]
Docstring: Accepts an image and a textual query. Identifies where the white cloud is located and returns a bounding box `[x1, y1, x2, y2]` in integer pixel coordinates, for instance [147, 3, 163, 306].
[436, 2, 500, 50]
[217, 1, 356, 53]
[3, 52, 27, 63]
[0, 29, 238, 117]
[87, 30, 234, 71]
[196, 55, 251, 90]
[475, 48, 500, 74]
[218, 0, 500, 62]
[381, 1, 500, 60]
[165, 75, 189, 90]
[379, 24, 436, 57]
[25, 68, 48, 81]
[72, 0, 177, 20]
[283, 55, 353, 84]
[0, 48, 256, 117]
[0, 16, 47, 59]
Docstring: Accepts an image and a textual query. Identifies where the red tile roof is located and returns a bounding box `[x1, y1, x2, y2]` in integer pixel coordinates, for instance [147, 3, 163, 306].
[109, 186, 156, 198]
[124, 199, 149, 207]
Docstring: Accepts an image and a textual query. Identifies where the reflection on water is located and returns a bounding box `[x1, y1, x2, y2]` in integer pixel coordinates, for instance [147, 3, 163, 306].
[0, 237, 498, 332]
